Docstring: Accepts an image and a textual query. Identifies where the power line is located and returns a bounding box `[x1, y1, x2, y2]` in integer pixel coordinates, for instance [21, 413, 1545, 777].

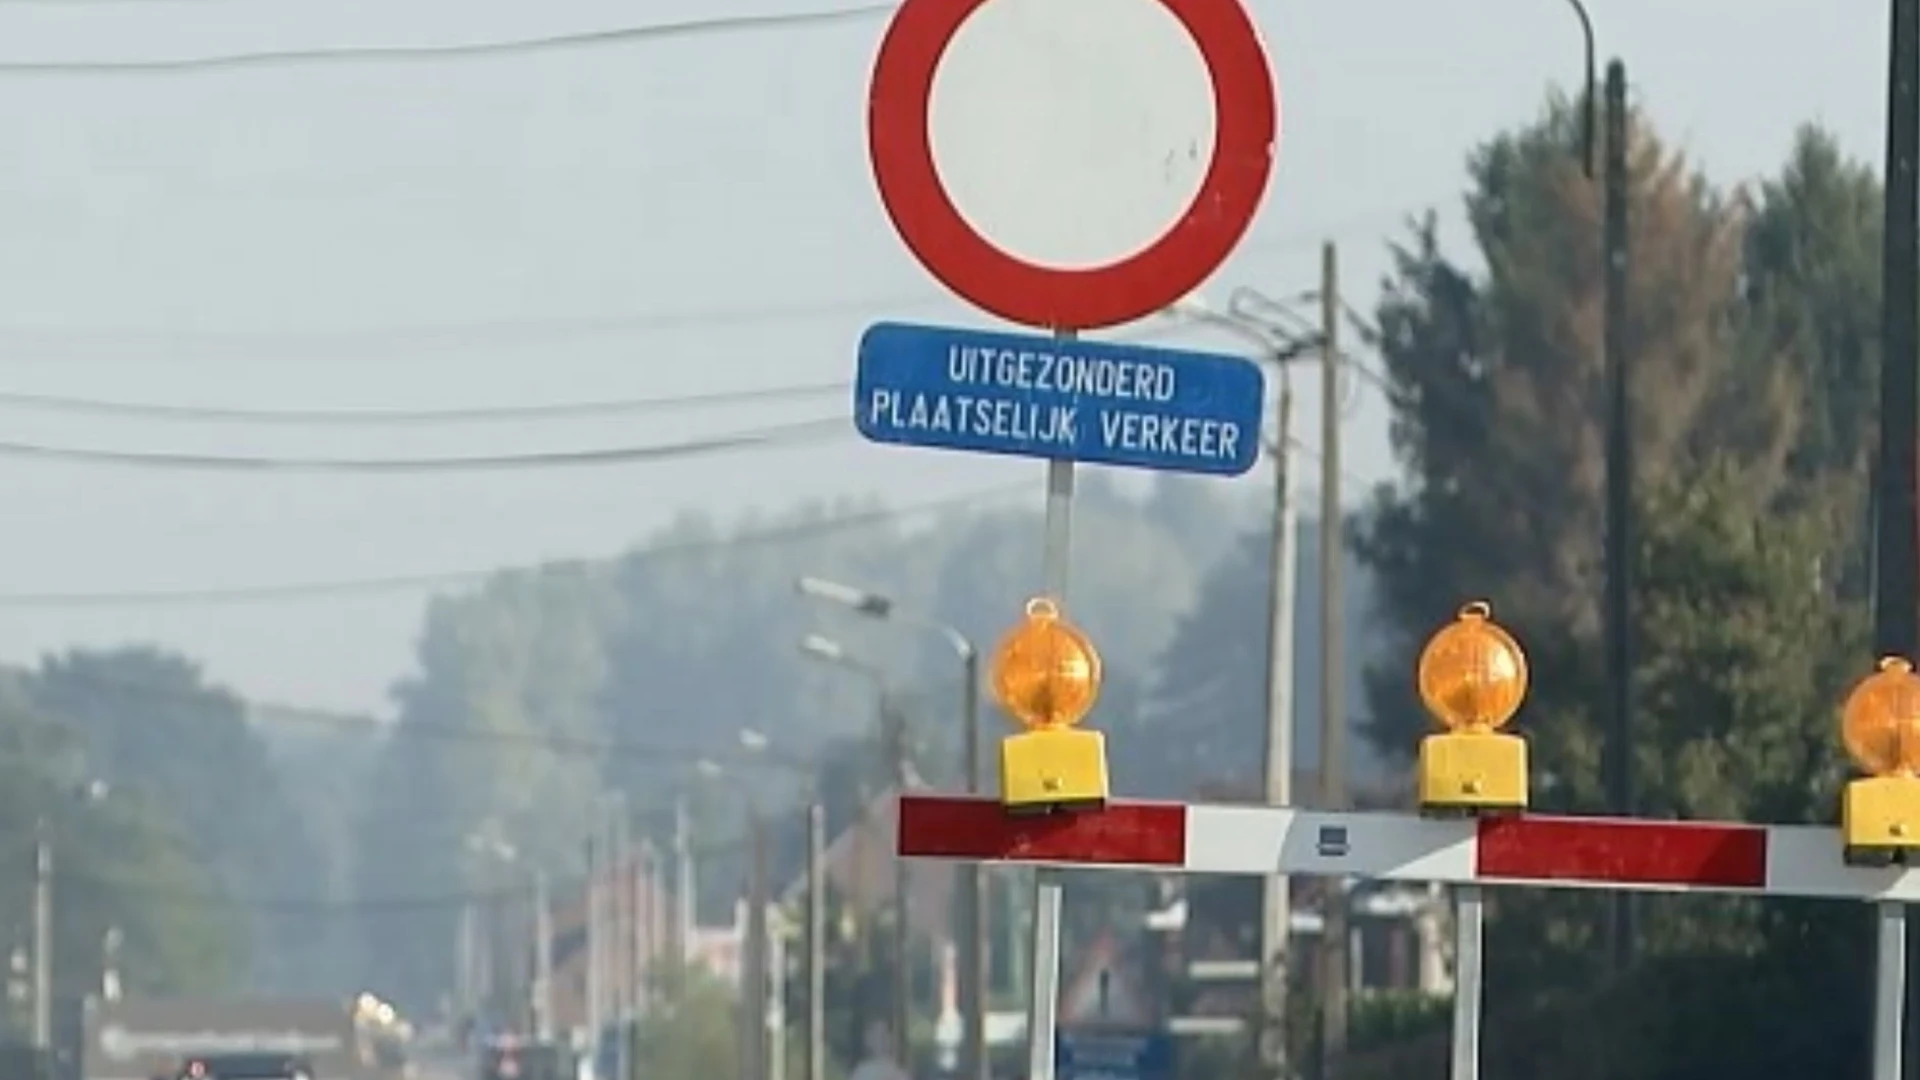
[1336, 336, 1575, 508]
[38, 674, 712, 763]
[0, 299, 900, 359]
[0, 210, 1425, 362]
[9, 686, 793, 911]
[244, 700, 782, 766]
[61, 833, 756, 913]
[247, 685, 939, 765]
[0, 480, 1030, 606]
[39, 648, 933, 769]
[0, 4, 893, 74]
[58, 873, 556, 915]
[0, 379, 846, 425]
[47, 681, 813, 785]
[0, 415, 843, 472]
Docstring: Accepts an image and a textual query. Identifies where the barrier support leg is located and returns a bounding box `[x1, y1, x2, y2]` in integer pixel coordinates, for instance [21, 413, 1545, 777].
[1874, 900, 1905, 1080]
[1023, 453, 1075, 1080]
[1450, 885, 1484, 1080]
[1026, 871, 1065, 1080]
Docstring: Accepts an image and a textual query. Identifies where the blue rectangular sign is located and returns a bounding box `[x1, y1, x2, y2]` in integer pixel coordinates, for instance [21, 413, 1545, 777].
[1055, 1029, 1174, 1080]
[854, 321, 1265, 476]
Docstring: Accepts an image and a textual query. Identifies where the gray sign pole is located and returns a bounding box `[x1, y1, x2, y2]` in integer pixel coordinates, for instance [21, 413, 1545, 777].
[1022, 383, 1077, 1080]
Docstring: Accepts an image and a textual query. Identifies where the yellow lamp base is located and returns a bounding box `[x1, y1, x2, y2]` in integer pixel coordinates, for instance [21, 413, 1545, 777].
[1843, 775, 1920, 866]
[1000, 727, 1110, 816]
[1418, 730, 1527, 817]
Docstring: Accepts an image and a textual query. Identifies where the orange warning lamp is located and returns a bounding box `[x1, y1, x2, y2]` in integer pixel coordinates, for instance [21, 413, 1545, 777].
[1840, 657, 1920, 865]
[991, 596, 1109, 814]
[1415, 601, 1530, 816]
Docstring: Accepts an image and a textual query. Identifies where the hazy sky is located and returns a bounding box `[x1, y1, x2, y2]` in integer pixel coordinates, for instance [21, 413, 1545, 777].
[0, 0, 1888, 714]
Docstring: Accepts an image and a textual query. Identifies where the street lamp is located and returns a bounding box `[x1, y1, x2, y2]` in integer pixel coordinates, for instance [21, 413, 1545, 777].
[795, 577, 893, 618]
[463, 832, 517, 863]
[799, 633, 865, 672]
[1563, 0, 1598, 177]
[795, 576, 991, 1080]
[31, 777, 107, 1052]
[462, 829, 528, 1039]
[796, 577, 978, 762]
[796, 633, 911, 1070]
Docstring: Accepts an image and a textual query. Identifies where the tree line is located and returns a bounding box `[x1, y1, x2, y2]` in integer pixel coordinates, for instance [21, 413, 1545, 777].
[1333, 97, 1882, 1077]
[0, 646, 337, 1034]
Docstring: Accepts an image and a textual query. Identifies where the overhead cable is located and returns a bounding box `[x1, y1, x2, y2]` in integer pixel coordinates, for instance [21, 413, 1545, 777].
[0, 378, 846, 425]
[0, 4, 892, 74]
[0, 209, 1421, 360]
[0, 415, 842, 472]
[0, 480, 1030, 605]
[63, 833, 753, 913]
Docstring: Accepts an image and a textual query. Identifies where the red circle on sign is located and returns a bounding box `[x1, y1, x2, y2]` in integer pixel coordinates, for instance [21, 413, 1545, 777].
[867, 0, 1278, 332]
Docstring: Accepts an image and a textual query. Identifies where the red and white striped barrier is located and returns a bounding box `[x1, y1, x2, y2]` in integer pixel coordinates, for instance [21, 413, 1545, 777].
[900, 793, 1920, 1080]
[897, 794, 1920, 902]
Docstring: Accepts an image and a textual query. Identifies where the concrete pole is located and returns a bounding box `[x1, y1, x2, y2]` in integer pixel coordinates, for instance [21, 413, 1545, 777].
[745, 810, 771, 1080]
[806, 800, 827, 1080]
[884, 704, 911, 1067]
[31, 822, 50, 1052]
[586, 834, 603, 1051]
[1317, 240, 1351, 1078]
[673, 797, 695, 968]
[533, 870, 553, 1041]
[1257, 381, 1297, 1078]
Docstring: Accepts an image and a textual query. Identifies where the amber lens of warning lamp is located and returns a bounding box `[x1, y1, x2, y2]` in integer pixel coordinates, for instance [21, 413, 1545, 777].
[989, 597, 1102, 729]
[1841, 657, 1920, 776]
[1416, 601, 1528, 731]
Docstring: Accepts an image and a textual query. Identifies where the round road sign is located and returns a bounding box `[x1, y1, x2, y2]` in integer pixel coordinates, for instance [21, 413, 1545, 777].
[867, 0, 1278, 332]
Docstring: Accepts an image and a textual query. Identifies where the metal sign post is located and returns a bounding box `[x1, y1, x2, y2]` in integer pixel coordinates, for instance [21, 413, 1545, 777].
[1024, 451, 1076, 1080]
[1874, 900, 1905, 1080]
[1448, 887, 1485, 1080]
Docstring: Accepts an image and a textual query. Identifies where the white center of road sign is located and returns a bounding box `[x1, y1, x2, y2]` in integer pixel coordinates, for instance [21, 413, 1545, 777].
[928, 0, 1218, 271]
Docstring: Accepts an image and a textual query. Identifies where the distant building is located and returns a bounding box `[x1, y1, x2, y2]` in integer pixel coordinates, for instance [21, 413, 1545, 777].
[533, 777, 947, 1035]
[540, 848, 670, 1034]
[778, 768, 955, 945]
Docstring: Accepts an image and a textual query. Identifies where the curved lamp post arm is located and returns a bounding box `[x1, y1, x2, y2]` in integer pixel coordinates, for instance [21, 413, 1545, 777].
[901, 610, 975, 663]
[796, 575, 976, 662]
[1566, 0, 1598, 178]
